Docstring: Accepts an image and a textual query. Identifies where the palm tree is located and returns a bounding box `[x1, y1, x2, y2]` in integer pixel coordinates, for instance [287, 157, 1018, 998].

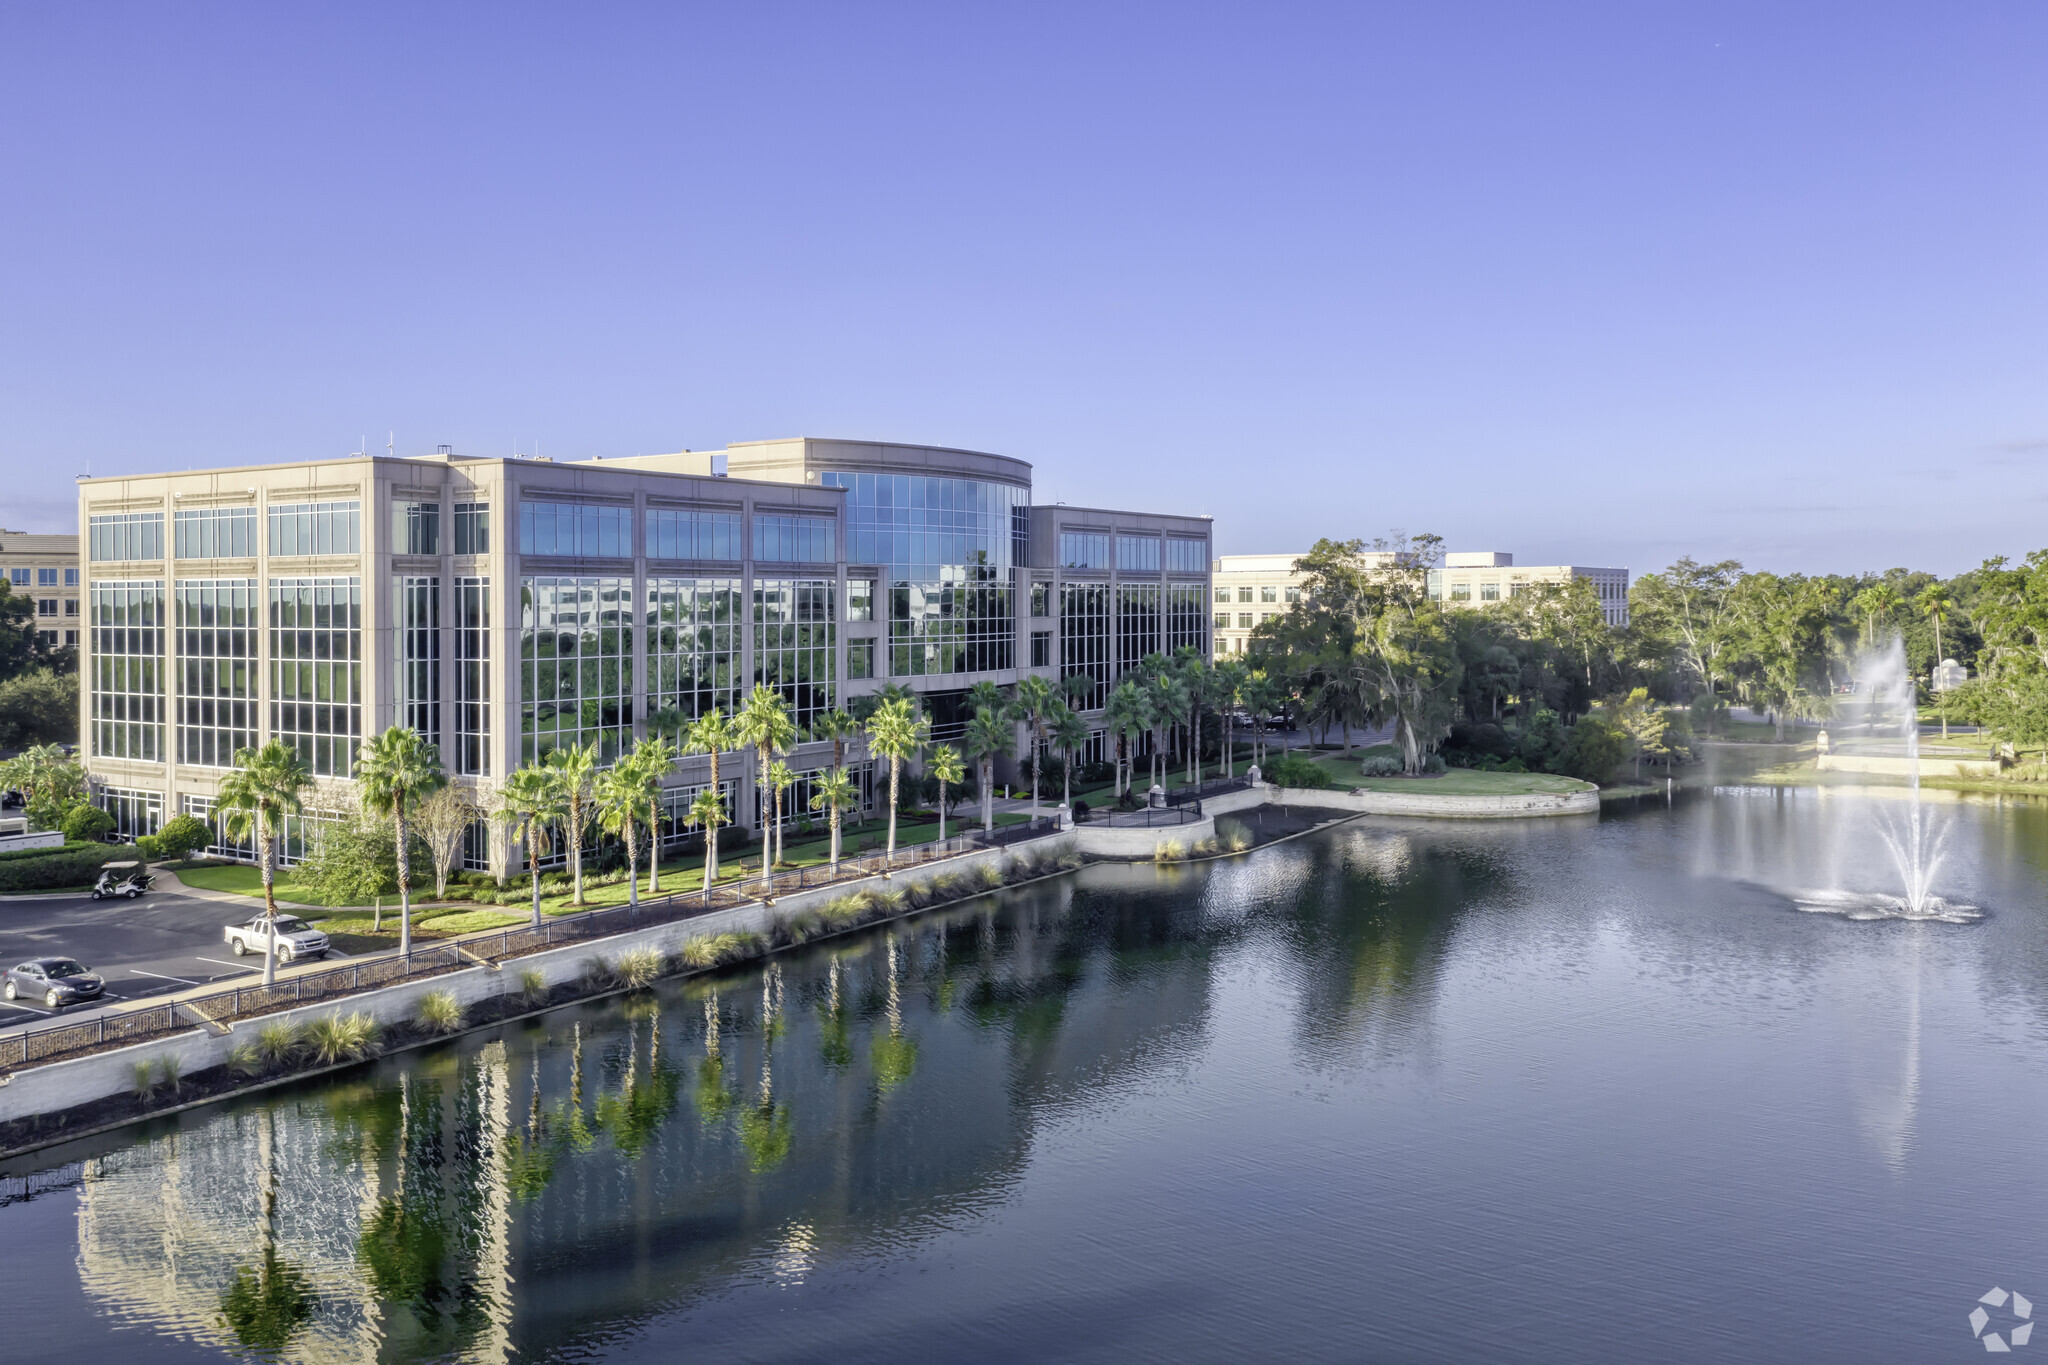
[1174, 650, 1211, 784]
[808, 767, 858, 872]
[495, 763, 562, 927]
[965, 679, 1008, 717]
[960, 706, 1013, 832]
[1920, 585, 1955, 737]
[1060, 670, 1095, 714]
[684, 788, 727, 904]
[1051, 703, 1090, 812]
[928, 744, 965, 841]
[1212, 657, 1247, 778]
[213, 740, 311, 986]
[629, 734, 677, 894]
[544, 742, 597, 906]
[810, 708, 861, 774]
[1008, 674, 1055, 817]
[683, 707, 740, 892]
[864, 695, 927, 862]
[595, 764, 655, 910]
[736, 685, 797, 889]
[1142, 672, 1187, 792]
[1102, 681, 1151, 800]
[355, 726, 446, 960]
[767, 759, 797, 869]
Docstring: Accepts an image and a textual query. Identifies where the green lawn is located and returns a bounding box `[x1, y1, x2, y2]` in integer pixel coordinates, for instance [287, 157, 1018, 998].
[171, 862, 371, 907]
[1282, 747, 1591, 796]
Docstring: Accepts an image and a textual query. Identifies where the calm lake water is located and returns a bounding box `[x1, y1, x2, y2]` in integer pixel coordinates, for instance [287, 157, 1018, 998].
[5, 769, 2048, 1363]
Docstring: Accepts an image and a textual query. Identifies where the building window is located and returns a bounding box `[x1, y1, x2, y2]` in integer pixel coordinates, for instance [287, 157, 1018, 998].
[1259, 585, 1276, 603]
[181, 794, 253, 862]
[63, 599, 78, 616]
[1060, 583, 1110, 709]
[1235, 586, 1250, 603]
[65, 568, 78, 586]
[519, 501, 630, 558]
[753, 513, 836, 563]
[396, 576, 440, 747]
[1449, 582, 1471, 601]
[520, 576, 633, 764]
[1165, 538, 1208, 574]
[1213, 611, 1230, 629]
[90, 512, 165, 562]
[1165, 585, 1206, 656]
[847, 578, 874, 622]
[753, 579, 836, 731]
[176, 578, 257, 768]
[1284, 587, 1301, 604]
[90, 580, 165, 762]
[96, 787, 164, 842]
[174, 506, 257, 559]
[1116, 584, 1161, 675]
[37, 567, 57, 586]
[1031, 581, 1051, 617]
[36, 599, 55, 616]
[394, 501, 441, 556]
[848, 638, 877, 679]
[7, 568, 26, 585]
[63, 630, 76, 647]
[658, 779, 741, 851]
[37, 629, 57, 647]
[1031, 630, 1052, 668]
[454, 577, 491, 775]
[646, 578, 741, 729]
[461, 818, 492, 871]
[454, 502, 491, 555]
[647, 506, 740, 560]
[1511, 582, 1528, 597]
[268, 501, 361, 557]
[1117, 534, 1161, 574]
[1480, 582, 1500, 602]
[270, 577, 363, 776]
[1059, 531, 1111, 570]
[1238, 612, 1253, 629]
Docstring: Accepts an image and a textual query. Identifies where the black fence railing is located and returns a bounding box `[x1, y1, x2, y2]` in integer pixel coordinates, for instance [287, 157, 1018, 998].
[0, 816, 1065, 1074]
[1164, 776, 1253, 806]
[1091, 806, 1205, 829]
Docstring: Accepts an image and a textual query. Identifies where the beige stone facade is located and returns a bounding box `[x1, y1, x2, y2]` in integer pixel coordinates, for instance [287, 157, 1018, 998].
[0, 528, 82, 654]
[1430, 552, 1630, 627]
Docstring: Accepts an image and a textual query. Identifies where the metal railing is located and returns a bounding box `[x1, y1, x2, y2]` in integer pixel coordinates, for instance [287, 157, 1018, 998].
[0, 816, 1064, 1074]
[1089, 805, 1205, 829]
[1164, 775, 1253, 806]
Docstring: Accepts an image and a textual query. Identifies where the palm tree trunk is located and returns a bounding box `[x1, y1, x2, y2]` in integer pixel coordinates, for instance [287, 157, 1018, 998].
[260, 821, 279, 987]
[829, 806, 841, 871]
[528, 819, 542, 926]
[626, 825, 638, 910]
[981, 759, 993, 831]
[938, 781, 948, 842]
[396, 807, 412, 958]
[705, 753, 721, 893]
[757, 750, 772, 890]
[648, 812, 661, 896]
[886, 757, 901, 860]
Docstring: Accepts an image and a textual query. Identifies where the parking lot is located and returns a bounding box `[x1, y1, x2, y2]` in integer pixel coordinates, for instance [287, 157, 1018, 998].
[0, 885, 348, 1030]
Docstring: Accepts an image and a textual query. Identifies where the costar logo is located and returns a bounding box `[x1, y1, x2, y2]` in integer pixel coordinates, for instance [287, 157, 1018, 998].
[1971, 1288, 2034, 1352]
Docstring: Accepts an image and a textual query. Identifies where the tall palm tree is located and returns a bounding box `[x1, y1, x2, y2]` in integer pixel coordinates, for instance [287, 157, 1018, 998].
[1920, 585, 1955, 737]
[495, 763, 562, 927]
[1009, 674, 1055, 817]
[928, 744, 965, 841]
[213, 739, 311, 986]
[807, 767, 858, 872]
[1174, 650, 1211, 784]
[965, 679, 1008, 718]
[1102, 681, 1151, 800]
[736, 686, 797, 889]
[1212, 657, 1247, 778]
[684, 788, 727, 904]
[960, 706, 1013, 832]
[810, 708, 861, 774]
[544, 742, 598, 906]
[1051, 704, 1090, 812]
[595, 764, 656, 910]
[683, 707, 740, 892]
[767, 759, 797, 869]
[1060, 670, 1095, 714]
[355, 726, 446, 959]
[629, 734, 677, 894]
[864, 695, 927, 862]
[1142, 673, 1187, 791]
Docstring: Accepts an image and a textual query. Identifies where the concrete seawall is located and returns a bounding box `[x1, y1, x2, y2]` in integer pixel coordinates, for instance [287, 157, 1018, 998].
[1281, 785, 1601, 818]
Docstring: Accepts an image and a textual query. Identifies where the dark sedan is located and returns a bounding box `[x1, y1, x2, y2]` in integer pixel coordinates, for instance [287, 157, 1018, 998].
[4, 958, 106, 1009]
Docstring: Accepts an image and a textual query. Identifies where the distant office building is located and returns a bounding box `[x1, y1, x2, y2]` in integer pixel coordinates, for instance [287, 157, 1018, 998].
[75, 438, 1209, 869]
[0, 528, 82, 653]
[1428, 552, 1630, 627]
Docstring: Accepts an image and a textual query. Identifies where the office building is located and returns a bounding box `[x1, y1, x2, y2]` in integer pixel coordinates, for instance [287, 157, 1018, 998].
[0, 529, 83, 652]
[74, 438, 1211, 871]
[1428, 552, 1630, 627]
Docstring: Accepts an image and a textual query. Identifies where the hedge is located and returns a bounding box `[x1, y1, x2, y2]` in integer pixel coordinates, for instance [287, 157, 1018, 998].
[0, 842, 143, 894]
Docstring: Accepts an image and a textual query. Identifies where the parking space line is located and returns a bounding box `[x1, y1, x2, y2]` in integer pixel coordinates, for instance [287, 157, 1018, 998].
[194, 957, 250, 970]
[130, 969, 203, 986]
[3, 1004, 53, 1016]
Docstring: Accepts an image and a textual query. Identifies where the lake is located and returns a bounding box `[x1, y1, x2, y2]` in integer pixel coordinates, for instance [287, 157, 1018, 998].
[4, 769, 2047, 1362]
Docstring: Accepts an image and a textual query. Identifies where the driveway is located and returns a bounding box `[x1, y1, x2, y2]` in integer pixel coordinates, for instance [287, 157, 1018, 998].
[0, 885, 342, 1029]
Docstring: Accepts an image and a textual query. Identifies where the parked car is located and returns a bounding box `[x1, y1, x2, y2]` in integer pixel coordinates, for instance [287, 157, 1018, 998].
[92, 863, 155, 899]
[223, 913, 331, 963]
[4, 958, 105, 1009]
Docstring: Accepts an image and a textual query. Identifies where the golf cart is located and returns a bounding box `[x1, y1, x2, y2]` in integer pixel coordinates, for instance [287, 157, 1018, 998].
[92, 862, 155, 900]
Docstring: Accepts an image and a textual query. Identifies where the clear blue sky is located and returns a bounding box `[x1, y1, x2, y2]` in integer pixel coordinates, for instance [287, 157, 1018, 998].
[4, 3, 2044, 576]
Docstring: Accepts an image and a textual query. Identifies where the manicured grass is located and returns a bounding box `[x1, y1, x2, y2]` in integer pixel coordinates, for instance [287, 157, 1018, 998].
[417, 908, 529, 935]
[171, 862, 373, 907]
[1286, 749, 1590, 796]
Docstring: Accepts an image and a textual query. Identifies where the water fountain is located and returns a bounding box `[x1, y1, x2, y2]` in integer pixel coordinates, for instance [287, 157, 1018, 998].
[1791, 637, 1980, 922]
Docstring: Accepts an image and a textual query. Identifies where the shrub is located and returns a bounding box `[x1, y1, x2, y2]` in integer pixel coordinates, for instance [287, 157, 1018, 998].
[131, 1060, 158, 1099]
[135, 834, 163, 860]
[1517, 709, 1565, 770]
[678, 932, 764, 969]
[618, 947, 664, 988]
[1422, 753, 1447, 774]
[1153, 838, 1187, 863]
[581, 955, 622, 990]
[1057, 850, 1084, 870]
[1359, 754, 1403, 777]
[977, 863, 1004, 889]
[256, 1021, 304, 1067]
[227, 1041, 265, 1078]
[517, 968, 548, 1004]
[0, 842, 143, 893]
[415, 990, 464, 1033]
[154, 813, 212, 861]
[1558, 715, 1628, 784]
[1265, 752, 1329, 790]
[1192, 836, 1218, 855]
[61, 804, 116, 843]
[155, 1055, 182, 1092]
[1220, 821, 1252, 853]
[306, 1012, 380, 1064]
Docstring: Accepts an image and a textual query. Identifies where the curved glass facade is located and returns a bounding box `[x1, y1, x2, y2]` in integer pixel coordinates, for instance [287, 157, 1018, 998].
[821, 471, 1027, 677]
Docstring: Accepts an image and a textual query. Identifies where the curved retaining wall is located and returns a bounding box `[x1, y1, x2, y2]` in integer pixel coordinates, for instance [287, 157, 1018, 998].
[1069, 816, 1215, 859]
[1275, 785, 1599, 818]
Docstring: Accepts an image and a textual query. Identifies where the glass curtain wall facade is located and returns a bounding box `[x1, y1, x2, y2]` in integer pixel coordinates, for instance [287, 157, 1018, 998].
[175, 578, 257, 767]
[173, 507, 256, 559]
[1059, 583, 1111, 709]
[520, 576, 633, 764]
[1165, 584, 1207, 657]
[396, 576, 440, 748]
[752, 579, 836, 731]
[648, 578, 742, 728]
[453, 577, 490, 775]
[90, 580, 165, 761]
[269, 577, 362, 777]
[1116, 584, 1161, 675]
[821, 471, 1024, 678]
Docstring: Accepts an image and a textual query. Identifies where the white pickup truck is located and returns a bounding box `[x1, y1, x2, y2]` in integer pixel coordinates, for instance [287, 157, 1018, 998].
[223, 913, 332, 964]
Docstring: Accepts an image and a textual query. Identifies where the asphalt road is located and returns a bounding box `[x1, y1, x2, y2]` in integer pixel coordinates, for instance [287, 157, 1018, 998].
[0, 886, 344, 1029]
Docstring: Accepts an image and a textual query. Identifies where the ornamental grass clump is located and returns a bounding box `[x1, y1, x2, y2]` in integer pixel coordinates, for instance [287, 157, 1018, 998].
[679, 932, 762, 970]
[581, 955, 623, 991]
[977, 863, 1005, 889]
[1217, 820, 1252, 853]
[307, 1012, 380, 1064]
[1057, 850, 1085, 871]
[257, 1020, 305, 1067]
[1153, 838, 1187, 864]
[130, 1060, 158, 1099]
[415, 990, 464, 1034]
[1192, 836, 1219, 856]
[781, 910, 826, 946]
[619, 947, 664, 989]
[518, 968, 548, 1004]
